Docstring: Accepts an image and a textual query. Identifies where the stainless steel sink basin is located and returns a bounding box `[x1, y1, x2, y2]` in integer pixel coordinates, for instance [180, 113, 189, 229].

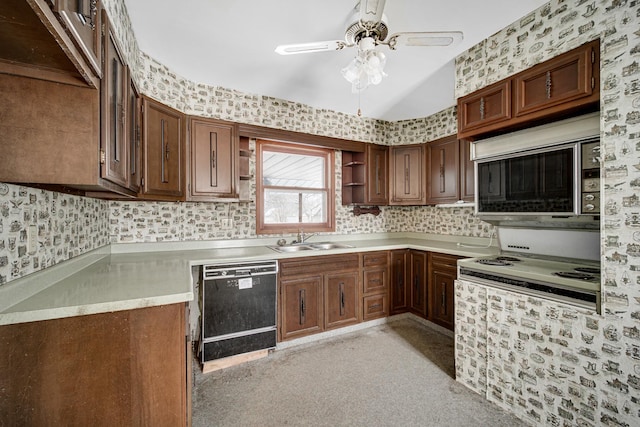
[268, 244, 314, 253]
[268, 242, 354, 253]
[308, 242, 354, 250]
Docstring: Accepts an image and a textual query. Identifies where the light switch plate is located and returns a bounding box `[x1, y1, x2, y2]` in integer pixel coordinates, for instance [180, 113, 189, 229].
[27, 224, 37, 255]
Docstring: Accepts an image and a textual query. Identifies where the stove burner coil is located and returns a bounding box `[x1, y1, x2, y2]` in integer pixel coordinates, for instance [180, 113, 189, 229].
[574, 267, 601, 275]
[496, 256, 521, 262]
[553, 271, 596, 280]
[476, 259, 513, 266]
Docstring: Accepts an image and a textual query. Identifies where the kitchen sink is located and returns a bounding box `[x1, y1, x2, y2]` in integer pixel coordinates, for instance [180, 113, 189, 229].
[308, 242, 354, 250]
[268, 242, 354, 253]
[268, 245, 315, 252]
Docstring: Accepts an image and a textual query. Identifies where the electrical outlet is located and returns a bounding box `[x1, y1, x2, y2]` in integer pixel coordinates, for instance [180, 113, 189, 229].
[221, 219, 233, 230]
[27, 225, 37, 255]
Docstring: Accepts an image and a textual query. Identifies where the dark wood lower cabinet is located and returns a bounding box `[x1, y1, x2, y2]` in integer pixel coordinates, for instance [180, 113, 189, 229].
[409, 250, 428, 318]
[278, 254, 360, 341]
[280, 275, 323, 341]
[428, 252, 461, 331]
[0, 304, 190, 426]
[390, 250, 409, 314]
[325, 271, 359, 330]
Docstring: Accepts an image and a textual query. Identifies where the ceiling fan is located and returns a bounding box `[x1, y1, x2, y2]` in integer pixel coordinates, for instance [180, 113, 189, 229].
[275, 0, 463, 92]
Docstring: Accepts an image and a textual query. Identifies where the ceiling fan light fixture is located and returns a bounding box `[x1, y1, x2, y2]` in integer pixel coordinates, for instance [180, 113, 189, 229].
[341, 47, 387, 93]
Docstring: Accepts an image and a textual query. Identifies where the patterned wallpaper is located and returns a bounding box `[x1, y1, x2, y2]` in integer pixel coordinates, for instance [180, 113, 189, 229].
[453, 1, 640, 426]
[109, 138, 492, 243]
[0, 183, 109, 286]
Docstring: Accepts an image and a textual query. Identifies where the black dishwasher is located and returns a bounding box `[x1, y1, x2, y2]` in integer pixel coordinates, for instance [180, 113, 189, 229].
[201, 260, 278, 363]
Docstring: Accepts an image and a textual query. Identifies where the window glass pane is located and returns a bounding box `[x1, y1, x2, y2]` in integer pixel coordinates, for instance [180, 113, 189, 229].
[262, 151, 325, 188]
[264, 189, 327, 224]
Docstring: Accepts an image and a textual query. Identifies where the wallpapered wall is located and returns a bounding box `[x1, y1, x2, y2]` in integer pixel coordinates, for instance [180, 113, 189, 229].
[0, 0, 491, 285]
[453, 1, 640, 426]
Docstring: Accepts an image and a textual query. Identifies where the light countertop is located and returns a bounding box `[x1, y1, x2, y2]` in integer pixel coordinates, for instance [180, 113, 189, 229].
[0, 233, 497, 326]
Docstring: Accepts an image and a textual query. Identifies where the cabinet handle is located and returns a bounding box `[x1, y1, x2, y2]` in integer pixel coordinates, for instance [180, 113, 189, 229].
[404, 154, 411, 195]
[161, 119, 169, 183]
[441, 284, 446, 312]
[111, 58, 120, 163]
[374, 154, 380, 196]
[369, 303, 381, 310]
[439, 148, 445, 193]
[479, 96, 485, 120]
[299, 289, 306, 325]
[545, 70, 552, 99]
[339, 282, 345, 316]
[369, 279, 381, 285]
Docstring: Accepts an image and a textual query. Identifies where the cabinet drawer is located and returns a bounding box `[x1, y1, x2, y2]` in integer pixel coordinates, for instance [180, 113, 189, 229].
[279, 254, 359, 277]
[363, 268, 388, 294]
[362, 251, 389, 268]
[363, 294, 388, 321]
[429, 253, 461, 269]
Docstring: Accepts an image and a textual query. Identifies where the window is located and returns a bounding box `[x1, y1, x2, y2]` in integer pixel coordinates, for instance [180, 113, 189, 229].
[256, 139, 335, 234]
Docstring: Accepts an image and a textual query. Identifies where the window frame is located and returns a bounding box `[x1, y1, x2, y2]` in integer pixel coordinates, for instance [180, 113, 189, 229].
[256, 139, 335, 235]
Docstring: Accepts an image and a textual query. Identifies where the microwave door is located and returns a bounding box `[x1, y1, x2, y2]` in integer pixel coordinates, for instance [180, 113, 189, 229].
[475, 145, 577, 215]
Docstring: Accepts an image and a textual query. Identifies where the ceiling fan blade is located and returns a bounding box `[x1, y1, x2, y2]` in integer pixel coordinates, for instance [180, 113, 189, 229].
[359, 0, 386, 24]
[385, 31, 463, 50]
[275, 40, 348, 55]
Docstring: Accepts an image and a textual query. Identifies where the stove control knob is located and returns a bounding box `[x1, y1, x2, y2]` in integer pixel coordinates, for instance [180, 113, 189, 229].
[584, 194, 595, 201]
[584, 204, 595, 211]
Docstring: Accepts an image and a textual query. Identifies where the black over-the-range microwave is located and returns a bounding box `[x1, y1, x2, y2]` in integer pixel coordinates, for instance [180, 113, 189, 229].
[472, 113, 601, 217]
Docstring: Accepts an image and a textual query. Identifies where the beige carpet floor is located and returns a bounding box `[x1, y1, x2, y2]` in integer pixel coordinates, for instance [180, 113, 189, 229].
[192, 317, 527, 427]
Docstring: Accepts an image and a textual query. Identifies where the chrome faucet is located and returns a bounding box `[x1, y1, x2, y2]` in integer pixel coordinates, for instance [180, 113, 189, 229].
[297, 228, 317, 244]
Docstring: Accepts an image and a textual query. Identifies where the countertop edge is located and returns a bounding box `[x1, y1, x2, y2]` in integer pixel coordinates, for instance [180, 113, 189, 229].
[0, 233, 496, 326]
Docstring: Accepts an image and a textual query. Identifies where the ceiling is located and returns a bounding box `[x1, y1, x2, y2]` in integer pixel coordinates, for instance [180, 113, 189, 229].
[123, 0, 547, 121]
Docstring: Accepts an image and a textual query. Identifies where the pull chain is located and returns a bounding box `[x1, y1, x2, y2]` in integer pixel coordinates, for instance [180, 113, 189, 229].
[357, 89, 362, 117]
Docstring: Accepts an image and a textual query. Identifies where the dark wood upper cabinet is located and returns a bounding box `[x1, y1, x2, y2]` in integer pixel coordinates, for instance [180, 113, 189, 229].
[54, 0, 102, 77]
[457, 80, 512, 139]
[457, 39, 599, 141]
[100, 10, 129, 189]
[514, 40, 597, 117]
[128, 77, 142, 193]
[426, 136, 460, 205]
[459, 139, 475, 203]
[365, 144, 389, 205]
[0, 0, 100, 88]
[188, 117, 238, 200]
[140, 97, 186, 200]
[389, 144, 425, 205]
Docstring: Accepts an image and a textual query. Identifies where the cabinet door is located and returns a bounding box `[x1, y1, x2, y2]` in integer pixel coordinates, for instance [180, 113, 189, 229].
[189, 118, 238, 200]
[55, 0, 102, 76]
[325, 271, 359, 330]
[279, 275, 323, 341]
[430, 269, 456, 331]
[390, 145, 425, 205]
[141, 97, 185, 199]
[514, 41, 597, 118]
[100, 11, 128, 188]
[127, 77, 141, 193]
[460, 139, 475, 202]
[409, 250, 427, 318]
[457, 80, 511, 138]
[389, 250, 408, 314]
[363, 294, 388, 321]
[365, 144, 388, 205]
[426, 136, 460, 204]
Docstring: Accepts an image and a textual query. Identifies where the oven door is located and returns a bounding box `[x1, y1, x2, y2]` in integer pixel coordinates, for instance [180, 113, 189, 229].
[475, 143, 579, 215]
